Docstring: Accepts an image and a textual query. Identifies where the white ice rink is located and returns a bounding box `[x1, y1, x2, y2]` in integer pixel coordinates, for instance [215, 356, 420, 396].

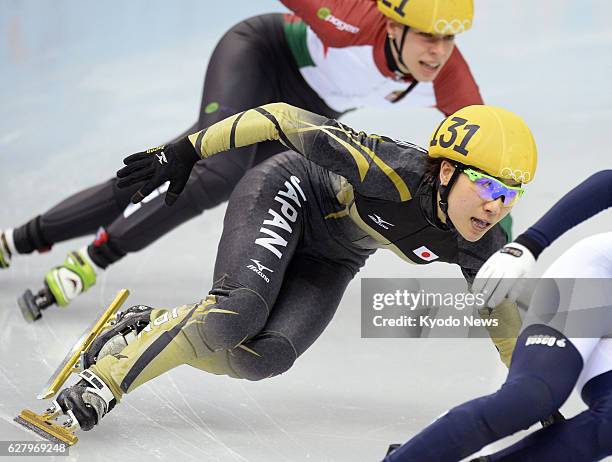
[1, 1, 612, 461]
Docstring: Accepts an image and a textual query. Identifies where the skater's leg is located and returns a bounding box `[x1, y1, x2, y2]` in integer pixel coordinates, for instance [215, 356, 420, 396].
[7, 180, 141, 312]
[385, 324, 584, 462]
[8, 178, 138, 255]
[487, 370, 612, 461]
[191, 254, 358, 381]
[89, 153, 313, 397]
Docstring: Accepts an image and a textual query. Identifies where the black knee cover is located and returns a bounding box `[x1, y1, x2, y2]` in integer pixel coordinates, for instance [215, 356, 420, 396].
[198, 288, 269, 351]
[229, 332, 297, 381]
[511, 324, 583, 403]
[13, 216, 51, 254]
[483, 324, 583, 436]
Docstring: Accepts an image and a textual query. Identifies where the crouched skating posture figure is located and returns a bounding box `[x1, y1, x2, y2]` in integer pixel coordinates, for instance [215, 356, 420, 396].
[55, 102, 536, 432]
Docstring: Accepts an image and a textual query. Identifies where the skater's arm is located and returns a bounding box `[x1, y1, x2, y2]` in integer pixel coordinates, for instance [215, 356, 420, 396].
[118, 102, 423, 204]
[187, 102, 329, 162]
[515, 170, 612, 258]
[188, 102, 424, 202]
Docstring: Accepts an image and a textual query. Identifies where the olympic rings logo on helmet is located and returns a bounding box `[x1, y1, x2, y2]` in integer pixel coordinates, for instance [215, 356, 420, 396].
[500, 168, 531, 183]
[434, 19, 472, 35]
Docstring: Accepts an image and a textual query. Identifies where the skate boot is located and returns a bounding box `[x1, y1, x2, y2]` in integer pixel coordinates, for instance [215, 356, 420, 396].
[29, 308, 157, 436]
[51, 305, 154, 432]
[81, 304, 154, 369]
[46, 249, 98, 306]
[54, 369, 117, 431]
[0, 229, 13, 269]
[18, 248, 98, 321]
[15, 290, 131, 444]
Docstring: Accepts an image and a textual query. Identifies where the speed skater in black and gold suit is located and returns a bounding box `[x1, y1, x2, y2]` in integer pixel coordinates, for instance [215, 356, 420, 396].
[50, 102, 537, 433]
[2, 0, 517, 314]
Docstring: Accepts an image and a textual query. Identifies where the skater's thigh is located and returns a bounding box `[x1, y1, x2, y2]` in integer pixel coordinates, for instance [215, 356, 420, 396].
[260, 254, 356, 357]
[214, 254, 356, 381]
[576, 338, 612, 392]
[211, 152, 312, 308]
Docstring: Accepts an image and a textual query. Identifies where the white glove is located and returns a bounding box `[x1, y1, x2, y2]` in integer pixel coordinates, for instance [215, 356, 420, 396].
[472, 242, 536, 308]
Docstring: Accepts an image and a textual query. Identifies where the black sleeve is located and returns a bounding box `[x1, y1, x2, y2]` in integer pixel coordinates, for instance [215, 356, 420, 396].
[189, 102, 426, 202]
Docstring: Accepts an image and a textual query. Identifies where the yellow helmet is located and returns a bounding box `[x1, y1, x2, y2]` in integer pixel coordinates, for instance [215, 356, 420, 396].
[377, 0, 474, 35]
[428, 105, 537, 184]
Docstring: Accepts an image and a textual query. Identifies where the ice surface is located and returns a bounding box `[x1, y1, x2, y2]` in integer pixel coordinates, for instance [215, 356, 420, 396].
[1, 1, 611, 460]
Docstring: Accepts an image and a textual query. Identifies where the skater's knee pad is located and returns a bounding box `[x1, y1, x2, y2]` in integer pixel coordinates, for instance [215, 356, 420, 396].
[13, 216, 51, 254]
[477, 324, 584, 436]
[510, 324, 583, 404]
[229, 332, 297, 381]
[481, 374, 557, 437]
[197, 288, 269, 351]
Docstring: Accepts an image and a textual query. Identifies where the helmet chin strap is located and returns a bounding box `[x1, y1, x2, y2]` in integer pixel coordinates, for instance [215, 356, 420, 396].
[390, 25, 410, 71]
[437, 166, 462, 227]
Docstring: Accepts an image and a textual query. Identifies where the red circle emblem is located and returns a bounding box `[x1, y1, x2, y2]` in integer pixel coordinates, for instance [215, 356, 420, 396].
[422, 252, 431, 258]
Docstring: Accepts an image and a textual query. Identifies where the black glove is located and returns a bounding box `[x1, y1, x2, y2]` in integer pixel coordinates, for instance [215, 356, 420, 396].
[116, 137, 200, 206]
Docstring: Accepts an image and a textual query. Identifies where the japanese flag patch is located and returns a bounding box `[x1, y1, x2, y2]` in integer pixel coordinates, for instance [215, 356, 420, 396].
[412, 246, 439, 262]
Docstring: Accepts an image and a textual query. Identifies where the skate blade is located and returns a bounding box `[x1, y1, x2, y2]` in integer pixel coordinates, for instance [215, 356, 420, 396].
[14, 409, 78, 446]
[38, 289, 130, 399]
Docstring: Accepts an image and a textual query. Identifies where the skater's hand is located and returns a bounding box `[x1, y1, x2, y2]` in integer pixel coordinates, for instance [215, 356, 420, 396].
[472, 242, 536, 308]
[116, 137, 200, 206]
